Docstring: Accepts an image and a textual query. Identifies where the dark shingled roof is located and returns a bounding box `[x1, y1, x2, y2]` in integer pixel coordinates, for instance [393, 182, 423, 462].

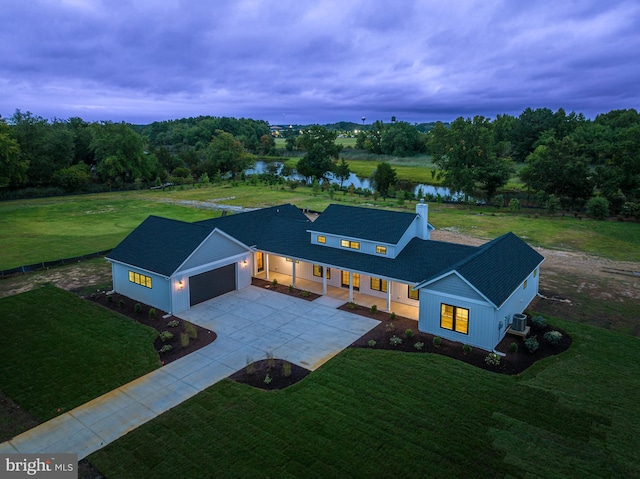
[106, 216, 212, 277]
[307, 203, 418, 243]
[109, 203, 544, 307]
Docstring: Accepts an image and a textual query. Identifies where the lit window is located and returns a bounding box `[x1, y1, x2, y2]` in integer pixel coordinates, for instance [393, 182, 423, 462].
[534, 269, 537, 278]
[370, 277, 388, 292]
[376, 245, 387, 255]
[523, 280, 528, 289]
[129, 270, 152, 289]
[340, 239, 360, 250]
[313, 265, 331, 279]
[408, 286, 419, 300]
[440, 304, 469, 334]
[317, 235, 326, 244]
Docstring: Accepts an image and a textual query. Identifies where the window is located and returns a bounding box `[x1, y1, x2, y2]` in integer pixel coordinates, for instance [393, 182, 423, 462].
[523, 279, 528, 289]
[341, 271, 360, 290]
[313, 265, 330, 279]
[376, 245, 387, 255]
[408, 286, 419, 300]
[317, 235, 326, 244]
[370, 277, 388, 292]
[534, 269, 537, 278]
[440, 304, 469, 334]
[129, 271, 152, 289]
[340, 239, 360, 250]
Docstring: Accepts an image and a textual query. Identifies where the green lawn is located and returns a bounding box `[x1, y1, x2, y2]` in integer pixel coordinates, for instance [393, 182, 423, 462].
[0, 285, 159, 422]
[1, 185, 639, 270]
[88, 316, 640, 478]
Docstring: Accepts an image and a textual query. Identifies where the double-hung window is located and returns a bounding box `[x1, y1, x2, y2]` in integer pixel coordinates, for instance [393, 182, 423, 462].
[440, 304, 469, 334]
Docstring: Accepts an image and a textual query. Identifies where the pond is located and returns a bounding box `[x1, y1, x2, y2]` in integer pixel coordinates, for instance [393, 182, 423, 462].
[246, 160, 462, 200]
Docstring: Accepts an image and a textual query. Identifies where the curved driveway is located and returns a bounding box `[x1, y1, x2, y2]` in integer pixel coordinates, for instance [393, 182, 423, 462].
[0, 286, 379, 459]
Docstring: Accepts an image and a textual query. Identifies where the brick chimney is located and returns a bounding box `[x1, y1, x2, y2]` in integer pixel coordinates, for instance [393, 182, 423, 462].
[416, 199, 430, 240]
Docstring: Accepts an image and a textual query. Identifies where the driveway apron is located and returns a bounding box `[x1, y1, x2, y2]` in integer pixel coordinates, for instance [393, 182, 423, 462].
[0, 286, 379, 459]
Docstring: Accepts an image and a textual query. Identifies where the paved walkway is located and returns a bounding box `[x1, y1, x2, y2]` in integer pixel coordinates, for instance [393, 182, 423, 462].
[0, 286, 379, 460]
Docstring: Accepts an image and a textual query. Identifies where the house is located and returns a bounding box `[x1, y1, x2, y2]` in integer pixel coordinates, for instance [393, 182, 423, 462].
[106, 202, 543, 351]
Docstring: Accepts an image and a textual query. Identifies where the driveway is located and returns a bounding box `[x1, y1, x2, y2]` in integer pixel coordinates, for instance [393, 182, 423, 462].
[0, 286, 379, 459]
[177, 285, 380, 371]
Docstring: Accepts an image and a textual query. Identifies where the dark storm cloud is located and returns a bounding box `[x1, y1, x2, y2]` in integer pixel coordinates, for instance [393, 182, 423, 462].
[1, 0, 639, 124]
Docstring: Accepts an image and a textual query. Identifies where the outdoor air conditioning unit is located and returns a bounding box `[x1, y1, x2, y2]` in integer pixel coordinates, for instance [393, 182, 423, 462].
[512, 313, 527, 332]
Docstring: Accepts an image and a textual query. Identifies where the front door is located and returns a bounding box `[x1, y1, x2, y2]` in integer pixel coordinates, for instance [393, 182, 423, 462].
[341, 271, 360, 290]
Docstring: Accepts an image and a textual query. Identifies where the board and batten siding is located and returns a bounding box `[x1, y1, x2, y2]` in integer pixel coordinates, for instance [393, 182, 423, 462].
[111, 262, 171, 312]
[425, 274, 486, 302]
[312, 233, 396, 257]
[177, 231, 247, 273]
[494, 267, 541, 342]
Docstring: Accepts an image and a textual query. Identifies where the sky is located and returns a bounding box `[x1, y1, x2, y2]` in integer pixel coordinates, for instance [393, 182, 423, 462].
[1, 0, 639, 126]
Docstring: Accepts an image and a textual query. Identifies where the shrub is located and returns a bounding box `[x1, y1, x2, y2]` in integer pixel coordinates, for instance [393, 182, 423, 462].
[299, 290, 310, 297]
[118, 299, 125, 308]
[508, 198, 521, 212]
[462, 344, 472, 355]
[107, 294, 114, 303]
[389, 312, 396, 321]
[246, 359, 255, 375]
[367, 339, 377, 348]
[266, 352, 275, 369]
[347, 302, 356, 310]
[530, 316, 547, 330]
[288, 284, 294, 292]
[414, 341, 424, 351]
[524, 336, 539, 353]
[432, 336, 442, 348]
[509, 342, 519, 353]
[184, 322, 198, 339]
[167, 319, 179, 328]
[159, 345, 173, 353]
[586, 196, 609, 220]
[389, 335, 402, 346]
[134, 303, 142, 314]
[264, 374, 272, 385]
[485, 352, 501, 366]
[148, 308, 156, 319]
[492, 194, 504, 208]
[546, 194, 560, 215]
[544, 330, 563, 346]
[405, 328, 414, 339]
[271, 278, 278, 287]
[180, 332, 190, 348]
[282, 361, 292, 377]
[159, 331, 174, 342]
[385, 322, 395, 333]
[370, 304, 377, 314]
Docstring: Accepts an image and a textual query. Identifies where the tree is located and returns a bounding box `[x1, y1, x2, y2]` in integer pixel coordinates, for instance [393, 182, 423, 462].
[295, 126, 342, 181]
[586, 197, 609, 219]
[206, 130, 249, 178]
[333, 158, 351, 187]
[510, 107, 557, 162]
[371, 162, 397, 198]
[0, 121, 27, 188]
[380, 121, 425, 157]
[90, 122, 150, 184]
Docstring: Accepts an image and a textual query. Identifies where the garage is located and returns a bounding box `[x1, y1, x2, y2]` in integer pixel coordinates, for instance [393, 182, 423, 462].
[189, 263, 236, 306]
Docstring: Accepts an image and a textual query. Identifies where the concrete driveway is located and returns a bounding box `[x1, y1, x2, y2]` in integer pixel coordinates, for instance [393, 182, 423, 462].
[0, 286, 379, 459]
[177, 285, 380, 371]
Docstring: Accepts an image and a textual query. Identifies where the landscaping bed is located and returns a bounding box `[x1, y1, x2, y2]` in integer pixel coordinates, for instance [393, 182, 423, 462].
[88, 292, 216, 364]
[228, 358, 311, 390]
[343, 303, 571, 375]
[252, 277, 321, 301]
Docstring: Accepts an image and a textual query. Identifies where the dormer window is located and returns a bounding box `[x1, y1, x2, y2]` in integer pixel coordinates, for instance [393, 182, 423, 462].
[376, 245, 387, 255]
[317, 235, 326, 244]
[340, 239, 360, 250]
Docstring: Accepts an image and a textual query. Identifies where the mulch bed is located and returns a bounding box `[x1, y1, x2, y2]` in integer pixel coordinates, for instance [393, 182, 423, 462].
[343, 303, 572, 375]
[228, 358, 311, 390]
[86, 292, 216, 365]
[252, 277, 322, 301]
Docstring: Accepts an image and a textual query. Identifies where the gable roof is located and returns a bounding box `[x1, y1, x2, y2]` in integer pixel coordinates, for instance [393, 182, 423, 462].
[307, 204, 418, 243]
[416, 232, 544, 307]
[106, 216, 212, 277]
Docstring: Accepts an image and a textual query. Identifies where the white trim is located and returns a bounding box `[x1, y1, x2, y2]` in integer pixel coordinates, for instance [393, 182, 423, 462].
[494, 259, 545, 309]
[415, 270, 496, 307]
[174, 228, 251, 274]
[177, 252, 247, 277]
[106, 258, 170, 279]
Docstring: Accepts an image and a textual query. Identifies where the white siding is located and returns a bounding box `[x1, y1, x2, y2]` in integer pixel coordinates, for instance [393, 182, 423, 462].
[111, 262, 171, 312]
[177, 231, 247, 273]
[494, 267, 541, 343]
[425, 274, 485, 302]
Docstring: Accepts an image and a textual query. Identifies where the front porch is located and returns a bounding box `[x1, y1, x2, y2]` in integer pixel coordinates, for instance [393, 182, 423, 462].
[255, 270, 419, 320]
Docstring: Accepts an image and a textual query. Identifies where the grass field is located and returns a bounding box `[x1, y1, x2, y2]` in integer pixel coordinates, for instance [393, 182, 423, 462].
[87, 315, 640, 478]
[0, 285, 159, 422]
[1, 184, 639, 270]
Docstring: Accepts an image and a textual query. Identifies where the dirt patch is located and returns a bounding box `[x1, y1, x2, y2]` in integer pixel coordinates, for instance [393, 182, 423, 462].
[344, 304, 571, 375]
[228, 359, 311, 390]
[87, 292, 216, 365]
[252, 277, 321, 301]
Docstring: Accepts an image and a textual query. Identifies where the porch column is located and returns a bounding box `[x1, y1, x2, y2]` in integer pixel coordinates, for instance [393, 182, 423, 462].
[349, 271, 354, 303]
[292, 260, 297, 288]
[265, 254, 269, 280]
[386, 281, 392, 312]
[322, 270, 327, 295]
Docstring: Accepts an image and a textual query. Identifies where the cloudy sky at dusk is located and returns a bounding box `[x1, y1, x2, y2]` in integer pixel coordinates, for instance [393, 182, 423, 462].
[2, 0, 639, 125]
